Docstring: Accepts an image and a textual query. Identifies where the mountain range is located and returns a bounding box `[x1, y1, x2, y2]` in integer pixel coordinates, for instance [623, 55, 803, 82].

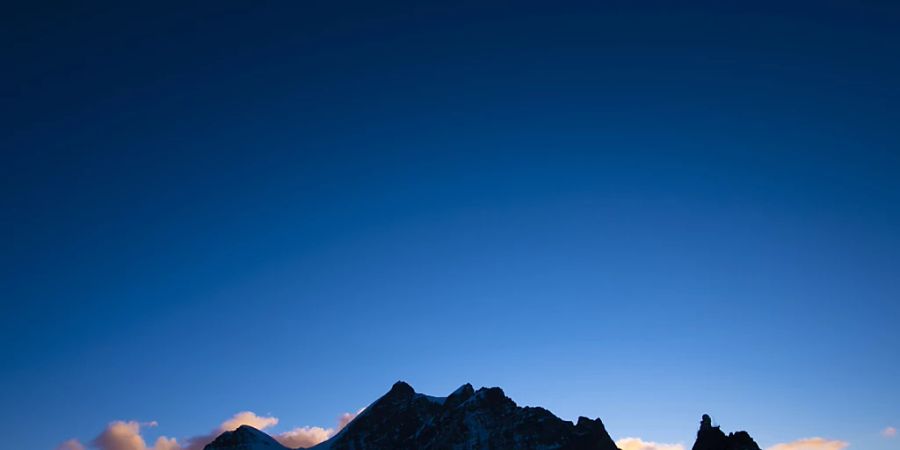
[204, 381, 761, 450]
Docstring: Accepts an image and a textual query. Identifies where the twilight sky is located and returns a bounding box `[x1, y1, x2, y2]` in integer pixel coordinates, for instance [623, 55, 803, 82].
[2, 2, 899, 450]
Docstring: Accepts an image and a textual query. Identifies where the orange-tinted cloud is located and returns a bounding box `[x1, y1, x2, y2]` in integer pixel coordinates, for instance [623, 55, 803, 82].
[275, 426, 333, 448]
[152, 437, 180, 450]
[93, 421, 180, 450]
[616, 437, 685, 450]
[219, 412, 279, 432]
[182, 411, 280, 450]
[882, 427, 897, 438]
[274, 409, 362, 448]
[60, 413, 280, 450]
[767, 438, 849, 450]
[337, 411, 358, 430]
[56, 406, 384, 450]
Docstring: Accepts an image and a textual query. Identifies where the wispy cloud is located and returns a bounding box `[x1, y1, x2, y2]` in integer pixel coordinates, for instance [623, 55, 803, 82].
[616, 437, 684, 450]
[882, 426, 897, 438]
[767, 438, 849, 450]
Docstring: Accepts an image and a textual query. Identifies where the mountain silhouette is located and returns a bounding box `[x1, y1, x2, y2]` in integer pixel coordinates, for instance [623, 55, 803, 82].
[204, 382, 760, 450]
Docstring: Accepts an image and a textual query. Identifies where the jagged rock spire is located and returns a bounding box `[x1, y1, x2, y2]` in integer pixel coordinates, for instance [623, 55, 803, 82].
[691, 414, 761, 450]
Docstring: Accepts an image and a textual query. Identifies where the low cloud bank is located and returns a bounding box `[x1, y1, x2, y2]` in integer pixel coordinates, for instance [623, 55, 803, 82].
[59, 412, 853, 450]
[275, 426, 334, 448]
[767, 438, 849, 450]
[58, 409, 360, 450]
[87, 421, 179, 450]
[274, 409, 363, 448]
[616, 437, 685, 450]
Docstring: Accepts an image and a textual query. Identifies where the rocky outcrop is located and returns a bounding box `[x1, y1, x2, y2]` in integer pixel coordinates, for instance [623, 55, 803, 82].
[691, 414, 761, 450]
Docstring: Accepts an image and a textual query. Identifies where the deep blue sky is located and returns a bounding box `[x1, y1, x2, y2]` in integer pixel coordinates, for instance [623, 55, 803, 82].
[2, 2, 899, 449]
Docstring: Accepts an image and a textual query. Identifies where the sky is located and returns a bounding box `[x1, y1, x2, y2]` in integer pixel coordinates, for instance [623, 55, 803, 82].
[2, 1, 899, 450]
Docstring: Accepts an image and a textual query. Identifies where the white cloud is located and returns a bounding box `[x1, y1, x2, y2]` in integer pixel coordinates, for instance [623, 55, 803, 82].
[882, 427, 897, 438]
[219, 411, 279, 432]
[56, 439, 86, 450]
[337, 410, 359, 430]
[181, 411, 281, 450]
[275, 409, 362, 448]
[767, 438, 849, 450]
[93, 421, 179, 450]
[152, 437, 181, 450]
[275, 426, 333, 448]
[616, 437, 684, 450]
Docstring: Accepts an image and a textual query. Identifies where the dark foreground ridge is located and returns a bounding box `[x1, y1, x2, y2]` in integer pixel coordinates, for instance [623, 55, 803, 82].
[204, 382, 761, 450]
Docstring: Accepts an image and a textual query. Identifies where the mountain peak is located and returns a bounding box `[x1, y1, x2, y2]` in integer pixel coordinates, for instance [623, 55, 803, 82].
[444, 383, 475, 408]
[388, 380, 415, 396]
[575, 416, 604, 433]
[234, 425, 267, 435]
[205, 425, 286, 450]
[450, 382, 474, 397]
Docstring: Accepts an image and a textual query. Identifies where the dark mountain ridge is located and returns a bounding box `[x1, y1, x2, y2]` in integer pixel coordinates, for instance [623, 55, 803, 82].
[204, 382, 760, 450]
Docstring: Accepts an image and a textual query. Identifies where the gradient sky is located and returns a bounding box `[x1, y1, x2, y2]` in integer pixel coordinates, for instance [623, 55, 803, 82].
[3, 2, 899, 450]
